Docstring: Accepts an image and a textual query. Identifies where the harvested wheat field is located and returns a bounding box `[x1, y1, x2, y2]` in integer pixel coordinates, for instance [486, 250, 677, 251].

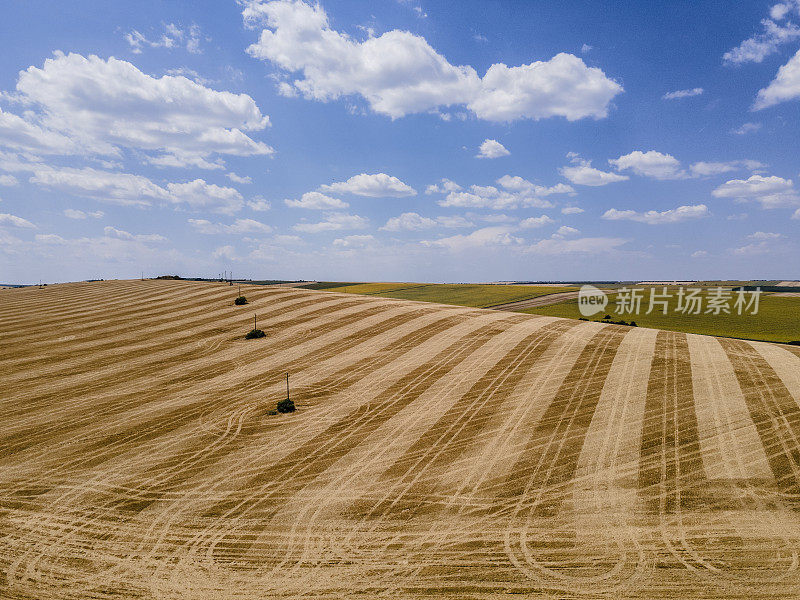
[4, 280, 800, 599]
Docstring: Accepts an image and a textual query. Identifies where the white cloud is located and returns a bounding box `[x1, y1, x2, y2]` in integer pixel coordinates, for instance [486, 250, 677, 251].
[425, 178, 461, 194]
[732, 232, 785, 255]
[519, 215, 555, 229]
[0, 106, 77, 154]
[421, 226, 522, 251]
[662, 87, 704, 100]
[581, 43, 592, 53]
[125, 23, 204, 55]
[189, 217, 272, 234]
[609, 150, 687, 180]
[3, 52, 272, 165]
[227, 172, 252, 184]
[292, 212, 369, 233]
[497, 174, 575, 197]
[0, 213, 36, 228]
[723, 9, 800, 65]
[560, 161, 628, 186]
[712, 174, 799, 208]
[381, 212, 435, 231]
[731, 122, 762, 135]
[689, 160, 764, 177]
[30, 166, 171, 207]
[438, 175, 572, 210]
[332, 234, 375, 248]
[285, 191, 348, 209]
[162, 179, 244, 214]
[380, 211, 473, 231]
[0, 174, 19, 186]
[213, 245, 238, 260]
[792, 208, 800, 219]
[553, 225, 580, 237]
[320, 172, 416, 197]
[691, 250, 708, 258]
[470, 54, 623, 121]
[247, 196, 272, 211]
[436, 215, 473, 228]
[103, 226, 166, 242]
[748, 230, 783, 240]
[602, 204, 709, 224]
[64, 208, 103, 219]
[476, 139, 510, 159]
[243, 1, 622, 122]
[472, 213, 515, 224]
[561, 206, 584, 214]
[165, 179, 245, 214]
[525, 236, 628, 255]
[754, 49, 800, 109]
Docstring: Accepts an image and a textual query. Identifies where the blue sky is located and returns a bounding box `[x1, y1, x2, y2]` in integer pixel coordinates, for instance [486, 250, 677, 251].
[1, 0, 799, 284]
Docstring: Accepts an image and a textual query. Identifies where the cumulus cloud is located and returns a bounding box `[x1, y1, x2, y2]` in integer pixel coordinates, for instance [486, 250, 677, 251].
[553, 225, 580, 237]
[2, 53, 272, 165]
[285, 191, 349, 209]
[712, 174, 799, 208]
[292, 212, 369, 232]
[421, 226, 522, 250]
[0, 174, 19, 186]
[243, 0, 622, 122]
[437, 176, 572, 209]
[519, 215, 555, 228]
[689, 159, 764, 177]
[188, 217, 273, 234]
[103, 226, 166, 242]
[602, 204, 709, 224]
[165, 180, 245, 214]
[662, 87, 704, 100]
[0, 213, 36, 228]
[0, 106, 77, 154]
[227, 172, 252, 184]
[425, 178, 461, 194]
[64, 208, 103, 219]
[609, 150, 687, 180]
[469, 54, 623, 121]
[332, 234, 375, 248]
[380, 211, 472, 231]
[476, 138, 510, 159]
[754, 49, 800, 109]
[732, 231, 786, 255]
[320, 173, 416, 197]
[247, 196, 272, 211]
[561, 206, 584, 214]
[30, 166, 171, 207]
[560, 159, 629, 186]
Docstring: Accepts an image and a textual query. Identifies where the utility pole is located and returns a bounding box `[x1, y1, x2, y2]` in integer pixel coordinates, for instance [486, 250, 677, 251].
[254, 314, 257, 331]
[286, 372, 289, 400]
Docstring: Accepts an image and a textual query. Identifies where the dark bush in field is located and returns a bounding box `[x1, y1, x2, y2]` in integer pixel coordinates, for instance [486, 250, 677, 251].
[245, 328, 265, 339]
[234, 296, 248, 305]
[277, 398, 295, 413]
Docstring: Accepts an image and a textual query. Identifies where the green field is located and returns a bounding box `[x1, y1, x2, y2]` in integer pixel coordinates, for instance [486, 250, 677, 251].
[521, 293, 800, 343]
[315, 282, 578, 308]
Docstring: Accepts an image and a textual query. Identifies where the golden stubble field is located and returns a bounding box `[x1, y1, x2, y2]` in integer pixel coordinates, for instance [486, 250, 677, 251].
[3, 279, 800, 599]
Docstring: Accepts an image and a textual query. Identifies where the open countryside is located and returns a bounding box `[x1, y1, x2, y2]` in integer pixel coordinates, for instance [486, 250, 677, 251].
[4, 279, 800, 598]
